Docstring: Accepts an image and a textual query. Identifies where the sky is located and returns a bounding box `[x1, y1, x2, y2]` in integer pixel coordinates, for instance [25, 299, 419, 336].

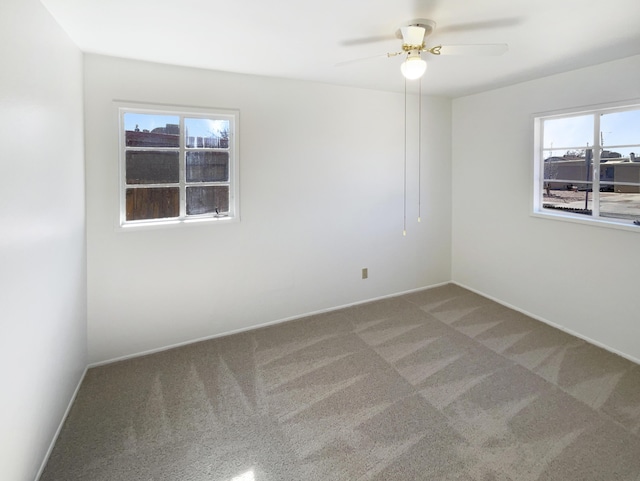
[543, 108, 640, 157]
[123, 113, 228, 139]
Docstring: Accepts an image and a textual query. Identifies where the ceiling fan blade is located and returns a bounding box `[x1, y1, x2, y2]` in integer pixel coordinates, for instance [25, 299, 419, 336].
[437, 18, 522, 34]
[335, 52, 402, 67]
[434, 44, 508, 56]
[340, 34, 395, 47]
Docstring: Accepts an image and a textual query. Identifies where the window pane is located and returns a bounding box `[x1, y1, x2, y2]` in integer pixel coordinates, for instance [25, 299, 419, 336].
[124, 113, 179, 147]
[543, 115, 593, 150]
[543, 150, 593, 186]
[185, 118, 229, 148]
[126, 151, 179, 184]
[186, 186, 229, 215]
[542, 189, 593, 216]
[600, 146, 640, 160]
[600, 188, 640, 221]
[126, 187, 179, 220]
[543, 149, 594, 215]
[599, 161, 640, 187]
[186, 151, 229, 182]
[600, 110, 640, 147]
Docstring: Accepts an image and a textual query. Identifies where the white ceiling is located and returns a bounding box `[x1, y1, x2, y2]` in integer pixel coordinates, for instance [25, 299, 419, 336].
[41, 0, 640, 97]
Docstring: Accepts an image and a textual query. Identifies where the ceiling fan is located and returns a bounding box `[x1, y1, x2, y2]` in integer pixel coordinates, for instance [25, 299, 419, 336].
[338, 19, 508, 235]
[338, 19, 508, 80]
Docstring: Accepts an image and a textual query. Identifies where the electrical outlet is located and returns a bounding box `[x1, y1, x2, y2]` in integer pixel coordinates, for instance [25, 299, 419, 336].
[362, 268, 368, 279]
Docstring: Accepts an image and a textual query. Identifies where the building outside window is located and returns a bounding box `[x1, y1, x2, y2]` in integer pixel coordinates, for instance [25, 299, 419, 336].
[119, 105, 238, 227]
[534, 102, 640, 229]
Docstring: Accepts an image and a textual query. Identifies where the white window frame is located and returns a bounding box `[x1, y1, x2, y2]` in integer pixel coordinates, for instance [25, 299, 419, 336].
[533, 99, 640, 232]
[117, 103, 239, 229]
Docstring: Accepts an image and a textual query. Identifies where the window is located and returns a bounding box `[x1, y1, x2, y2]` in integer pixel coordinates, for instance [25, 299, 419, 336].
[119, 105, 238, 227]
[534, 102, 640, 229]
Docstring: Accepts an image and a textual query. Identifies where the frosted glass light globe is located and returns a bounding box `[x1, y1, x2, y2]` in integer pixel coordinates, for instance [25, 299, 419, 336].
[401, 55, 427, 80]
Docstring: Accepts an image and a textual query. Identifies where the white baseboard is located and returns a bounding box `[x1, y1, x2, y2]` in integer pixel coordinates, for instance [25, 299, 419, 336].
[89, 281, 451, 368]
[34, 366, 88, 481]
[452, 281, 640, 366]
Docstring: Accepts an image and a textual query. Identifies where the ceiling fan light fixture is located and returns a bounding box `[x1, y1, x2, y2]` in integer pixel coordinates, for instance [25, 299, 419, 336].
[400, 51, 426, 80]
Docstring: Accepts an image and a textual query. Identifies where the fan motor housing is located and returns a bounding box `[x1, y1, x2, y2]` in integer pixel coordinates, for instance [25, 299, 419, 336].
[395, 19, 436, 41]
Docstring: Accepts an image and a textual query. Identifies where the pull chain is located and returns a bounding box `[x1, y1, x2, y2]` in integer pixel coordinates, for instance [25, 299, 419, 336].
[403, 77, 407, 236]
[418, 77, 422, 223]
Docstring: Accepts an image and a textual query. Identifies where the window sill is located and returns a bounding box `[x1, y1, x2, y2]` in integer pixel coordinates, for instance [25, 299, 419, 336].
[531, 210, 640, 233]
[117, 215, 239, 232]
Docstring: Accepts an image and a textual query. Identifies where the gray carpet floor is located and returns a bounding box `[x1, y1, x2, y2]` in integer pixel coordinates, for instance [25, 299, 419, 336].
[41, 284, 640, 480]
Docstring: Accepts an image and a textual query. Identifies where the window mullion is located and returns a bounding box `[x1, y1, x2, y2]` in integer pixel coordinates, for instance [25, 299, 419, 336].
[179, 116, 186, 219]
[592, 113, 601, 218]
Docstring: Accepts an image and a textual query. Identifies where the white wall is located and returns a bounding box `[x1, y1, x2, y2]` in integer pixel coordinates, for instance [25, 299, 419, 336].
[84, 55, 452, 363]
[0, 1, 86, 480]
[452, 54, 640, 362]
